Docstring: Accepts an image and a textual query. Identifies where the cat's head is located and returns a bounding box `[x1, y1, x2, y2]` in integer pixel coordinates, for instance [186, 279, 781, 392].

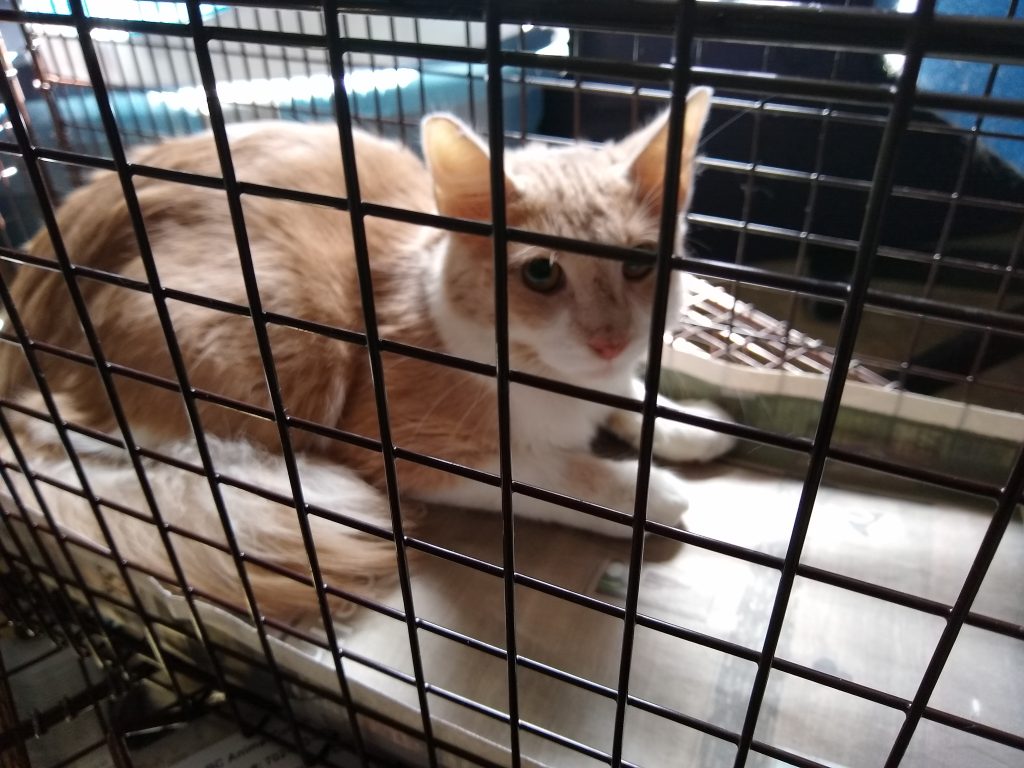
[422, 88, 712, 384]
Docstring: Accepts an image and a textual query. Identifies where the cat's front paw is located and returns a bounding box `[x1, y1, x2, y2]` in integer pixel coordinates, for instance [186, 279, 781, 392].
[645, 466, 690, 528]
[652, 399, 736, 464]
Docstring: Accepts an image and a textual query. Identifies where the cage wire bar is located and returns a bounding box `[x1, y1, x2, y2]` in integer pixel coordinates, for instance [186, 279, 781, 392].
[317, 0, 438, 762]
[482, 3, 522, 766]
[888, 6, 1006, 398]
[0, 8, 243, 715]
[6, 0, 319, 749]
[0, 0, 1019, 766]
[732, 0, 937, 763]
[180, 0, 372, 758]
[609, 1, 699, 766]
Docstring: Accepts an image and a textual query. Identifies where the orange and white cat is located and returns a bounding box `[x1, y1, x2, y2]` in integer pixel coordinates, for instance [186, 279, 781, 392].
[0, 87, 732, 617]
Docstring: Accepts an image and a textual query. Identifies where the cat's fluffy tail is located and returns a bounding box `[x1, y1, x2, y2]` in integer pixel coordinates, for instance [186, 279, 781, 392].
[1, 426, 400, 623]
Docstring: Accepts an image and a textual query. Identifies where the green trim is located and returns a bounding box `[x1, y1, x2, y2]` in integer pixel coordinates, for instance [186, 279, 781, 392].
[661, 370, 1019, 489]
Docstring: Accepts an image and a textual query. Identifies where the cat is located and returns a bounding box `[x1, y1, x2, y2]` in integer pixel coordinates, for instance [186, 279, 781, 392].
[0, 86, 734, 619]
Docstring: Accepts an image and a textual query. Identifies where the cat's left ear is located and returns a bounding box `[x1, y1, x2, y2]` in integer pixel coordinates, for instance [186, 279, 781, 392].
[623, 87, 713, 213]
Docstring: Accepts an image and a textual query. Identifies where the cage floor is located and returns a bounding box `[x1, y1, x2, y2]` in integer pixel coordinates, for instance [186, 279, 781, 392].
[0, 626, 320, 768]
[2, 467, 1021, 767]
[325, 463, 1024, 768]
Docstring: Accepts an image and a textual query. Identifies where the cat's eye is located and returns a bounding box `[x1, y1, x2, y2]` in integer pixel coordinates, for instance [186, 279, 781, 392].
[522, 258, 565, 293]
[622, 260, 655, 281]
[623, 242, 657, 281]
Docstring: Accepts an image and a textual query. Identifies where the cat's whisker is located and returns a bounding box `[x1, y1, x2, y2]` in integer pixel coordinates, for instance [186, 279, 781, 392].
[405, 371, 484, 445]
[512, 244, 545, 263]
[696, 95, 777, 150]
[685, 236, 711, 256]
[451, 379, 492, 440]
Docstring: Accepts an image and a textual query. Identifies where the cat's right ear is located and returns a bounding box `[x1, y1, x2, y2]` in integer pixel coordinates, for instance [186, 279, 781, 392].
[421, 114, 518, 221]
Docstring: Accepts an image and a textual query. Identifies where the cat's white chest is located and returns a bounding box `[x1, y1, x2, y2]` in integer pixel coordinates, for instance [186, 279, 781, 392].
[508, 381, 616, 451]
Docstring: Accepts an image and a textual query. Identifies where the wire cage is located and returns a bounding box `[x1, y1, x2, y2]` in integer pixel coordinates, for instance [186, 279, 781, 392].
[0, 0, 1022, 766]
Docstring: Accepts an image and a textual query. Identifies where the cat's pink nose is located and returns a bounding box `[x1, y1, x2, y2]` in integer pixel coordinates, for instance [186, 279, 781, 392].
[588, 334, 629, 360]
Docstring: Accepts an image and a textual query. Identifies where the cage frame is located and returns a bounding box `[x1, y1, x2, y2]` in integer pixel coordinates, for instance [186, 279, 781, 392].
[0, 0, 1020, 766]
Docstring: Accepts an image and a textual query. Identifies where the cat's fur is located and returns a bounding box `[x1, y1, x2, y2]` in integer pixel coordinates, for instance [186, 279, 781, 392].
[0, 87, 733, 618]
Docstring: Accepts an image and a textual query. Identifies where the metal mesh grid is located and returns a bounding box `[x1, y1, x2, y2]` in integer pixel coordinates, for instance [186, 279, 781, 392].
[0, 0, 1020, 766]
